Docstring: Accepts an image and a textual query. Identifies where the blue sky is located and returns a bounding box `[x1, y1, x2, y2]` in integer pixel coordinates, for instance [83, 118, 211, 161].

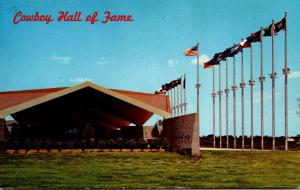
[0, 0, 300, 136]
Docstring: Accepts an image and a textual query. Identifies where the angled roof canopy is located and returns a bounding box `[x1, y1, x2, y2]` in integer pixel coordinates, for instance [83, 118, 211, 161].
[0, 82, 171, 127]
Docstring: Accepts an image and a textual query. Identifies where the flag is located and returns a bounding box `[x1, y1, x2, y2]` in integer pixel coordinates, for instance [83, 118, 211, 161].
[275, 17, 286, 35]
[183, 75, 186, 89]
[184, 44, 199, 56]
[263, 23, 275, 36]
[204, 53, 222, 69]
[155, 88, 167, 95]
[247, 30, 262, 43]
[240, 38, 250, 48]
[222, 44, 241, 58]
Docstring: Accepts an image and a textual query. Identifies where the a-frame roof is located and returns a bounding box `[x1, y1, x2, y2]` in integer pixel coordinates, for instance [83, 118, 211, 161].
[0, 82, 171, 119]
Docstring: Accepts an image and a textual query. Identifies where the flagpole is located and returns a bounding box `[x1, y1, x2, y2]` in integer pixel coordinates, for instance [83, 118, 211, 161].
[212, 67, 216, 148]
[173, 86, 176, 117]
[170, 88, 172, 116]
[177, 84, 180, 116]
[259, 27, 265, 150]
[250, 43, 254, 150]
[184, 73, 187, 115]
[196, 43, 201, 150]
[232, 55, 237, 149]
[180, 76, 183, 116]
[225, 58, 229, 149]
[218, 63, 222, 148]
[240, 45, 245, 150]
[270, 19, 276, 151]
[283, 12, 289, 151]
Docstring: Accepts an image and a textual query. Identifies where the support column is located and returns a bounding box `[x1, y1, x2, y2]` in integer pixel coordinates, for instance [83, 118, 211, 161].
[0, 115, 6, 141]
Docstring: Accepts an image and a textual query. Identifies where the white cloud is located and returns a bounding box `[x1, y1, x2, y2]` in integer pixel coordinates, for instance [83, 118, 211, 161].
[69, 77, 93, 83]
[96, 57, 109, 65]
[192, 54, 210, 65]
[289, 70, 300, 79]
[168, 59, 179, 68]
[253, 91, 280, 103]
[50, 55, 72, 64]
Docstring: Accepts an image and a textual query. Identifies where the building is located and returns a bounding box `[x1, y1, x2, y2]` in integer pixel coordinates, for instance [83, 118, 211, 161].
[0, 82, 171, 141]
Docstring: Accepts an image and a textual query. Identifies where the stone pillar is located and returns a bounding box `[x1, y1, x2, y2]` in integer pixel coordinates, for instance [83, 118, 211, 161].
[0, 115, 6, 141]
[163, 113, 199, 157]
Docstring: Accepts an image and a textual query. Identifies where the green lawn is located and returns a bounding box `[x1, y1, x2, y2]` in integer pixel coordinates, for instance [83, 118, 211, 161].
[0, 150, 300, 189]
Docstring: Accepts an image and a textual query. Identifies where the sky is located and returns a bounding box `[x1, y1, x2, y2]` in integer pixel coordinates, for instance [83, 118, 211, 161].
[0, 0, 300, 136]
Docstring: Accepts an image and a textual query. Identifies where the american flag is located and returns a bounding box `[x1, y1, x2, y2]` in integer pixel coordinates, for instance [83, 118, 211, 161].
[184, 44, 199, 56]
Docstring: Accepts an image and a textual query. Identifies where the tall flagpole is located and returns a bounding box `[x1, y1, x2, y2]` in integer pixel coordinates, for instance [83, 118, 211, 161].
[218, 63, 223, 148]
[170, 89, 173, 116]
[283, 12, 289, 151]
[180, 76, 183, 116]
[240, 45, 245, 150]
[225, 58, 230, 148]
[250, 43, 254, 150]
[177, 84, 180, 116]
[173, 86, 176, 117]
[259, 27, 265, 150]
[184, 73, 187, 115]
[270, 20, 276, 150]
[212, 68, 216, 148]
[196, 43, 201, 150]
[232, 55, 237, 149]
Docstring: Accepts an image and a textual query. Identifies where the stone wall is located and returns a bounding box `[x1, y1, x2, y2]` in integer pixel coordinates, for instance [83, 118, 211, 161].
[163, 113, 199, 156]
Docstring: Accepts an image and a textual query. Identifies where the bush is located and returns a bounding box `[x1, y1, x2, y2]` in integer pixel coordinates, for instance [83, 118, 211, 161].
[107, 139, 116, 151]
[126, 139, 136, 151]
[81, 139, 88, 152]
[158, 138, 169, 151]
[0, 141, 8, 154]
[116, 138, 123, 150]
[149, 139, 160, 150]
[55, 142, 63, 152]
[137, 138, 148, 151]
[97, 140, 106, 150]
[12, 141, 20, 153]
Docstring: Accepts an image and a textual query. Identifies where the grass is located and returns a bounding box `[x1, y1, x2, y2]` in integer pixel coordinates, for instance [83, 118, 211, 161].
[0, 150, 300, 189]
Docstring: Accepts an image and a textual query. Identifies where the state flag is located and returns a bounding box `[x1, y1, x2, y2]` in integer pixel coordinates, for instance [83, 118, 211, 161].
[275, 17, 286, 35]
[263, 23, 275, 36]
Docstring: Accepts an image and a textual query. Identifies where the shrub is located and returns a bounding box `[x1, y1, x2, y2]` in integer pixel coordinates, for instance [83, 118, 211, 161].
[33, 140, 41, 152]
[137, 138, 148, 151]
[115, 138, 123, 150]
[66, 141, 74, 149]
[43, 140, 52, 153]
[0, 141, 8, 154]
[24, 140, 31, 154]
[158, 138, 169, 151]
[97, 140, 106, 150]
[55, 142, 63, 152]
[81, 139, 88, 152]
[12, 141, 20, 153]
[107, 139, 116, 151]
[126, 139, 136, 151]
[149, 139, 160, 150]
